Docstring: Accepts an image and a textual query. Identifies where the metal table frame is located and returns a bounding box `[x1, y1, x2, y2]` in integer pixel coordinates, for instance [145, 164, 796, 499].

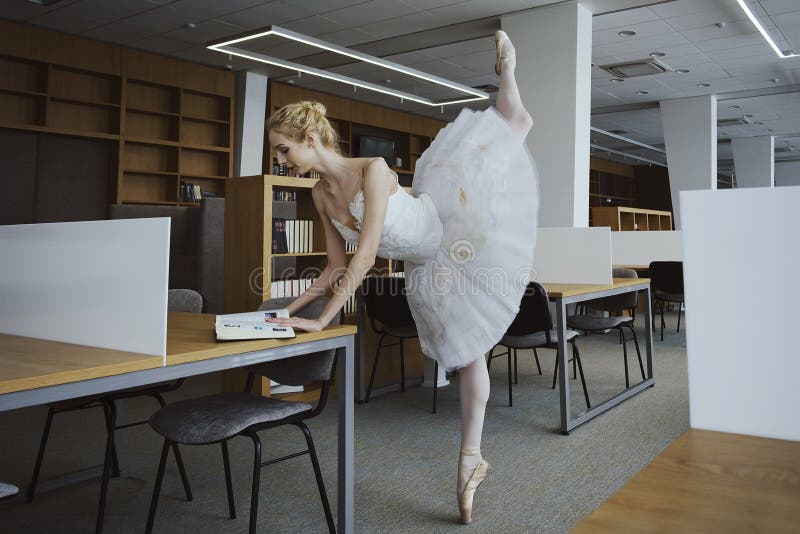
[0, 334, 356, 534]
[553, 281, 654, 434]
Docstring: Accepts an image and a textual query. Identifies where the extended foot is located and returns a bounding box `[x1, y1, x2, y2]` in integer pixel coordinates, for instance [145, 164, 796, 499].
[494, 30, 516, 75]
[457, 448, 491, 525]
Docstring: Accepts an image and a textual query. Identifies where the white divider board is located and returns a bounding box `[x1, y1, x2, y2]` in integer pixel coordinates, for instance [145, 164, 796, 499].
[0, 218, 170, 359]
[611, 231, 682, 266]
[682, 186, 800, 441]
[532, 227, 612, 284]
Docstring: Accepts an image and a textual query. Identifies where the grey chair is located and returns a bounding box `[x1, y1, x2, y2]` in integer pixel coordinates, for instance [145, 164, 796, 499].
[145, 297, 338, 534]
[566, 268, 645, 388]
[27, 289, 204, 533]
[649, 261, 685, 341]
[487, 282, 590, 409]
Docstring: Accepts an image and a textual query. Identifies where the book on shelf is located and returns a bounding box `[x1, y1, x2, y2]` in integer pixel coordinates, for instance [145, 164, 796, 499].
[180, 181, 204, 203]
[345, 241, 357, 253]
[272, 218, 288, 254]
[270, 277, 316, 298]
[276, 219, 314, 253]
[215, 309, 295, 341]
[273, 190, 297, 202]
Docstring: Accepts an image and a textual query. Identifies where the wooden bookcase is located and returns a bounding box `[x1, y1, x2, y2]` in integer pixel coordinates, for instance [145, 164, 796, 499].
[591, 206, 673, 231]
[264, 82, 441, 187]
[0, 21, 234, 209]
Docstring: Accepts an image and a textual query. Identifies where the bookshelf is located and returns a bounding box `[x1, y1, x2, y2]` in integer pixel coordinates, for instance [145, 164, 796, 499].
[0, 21, 235, 211]
[591, 206, 672, 231]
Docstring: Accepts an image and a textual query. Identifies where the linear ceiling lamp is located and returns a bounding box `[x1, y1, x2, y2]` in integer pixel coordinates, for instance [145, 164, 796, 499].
[208, 25, 489, 106]
[735, 0, 799, 59]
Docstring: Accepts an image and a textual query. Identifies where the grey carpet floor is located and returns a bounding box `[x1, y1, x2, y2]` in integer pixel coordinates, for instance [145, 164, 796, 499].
[0, 313, 688, 533]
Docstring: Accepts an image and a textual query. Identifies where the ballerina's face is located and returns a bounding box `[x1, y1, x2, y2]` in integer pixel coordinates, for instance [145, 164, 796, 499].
[269, 129, 315, 175]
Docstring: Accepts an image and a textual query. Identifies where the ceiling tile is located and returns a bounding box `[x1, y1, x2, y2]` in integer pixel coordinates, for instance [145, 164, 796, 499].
[130, 35, 191, 54]
[165, 19, 245, 45]
[282, 15, 346, 37]
[358, 11, 440, 39]
[0, 0, 81, 22]
[759, 0, 800, 16]
[592, 6, 659, 31]
[217, 2, 303, 28]
[593, 20, 676, 46]
[649, 0, 739, 19]
[81, 23, 151, 44]
[693, 31, 766, 51]
[664, 5, 746, 31]
[167, 0, 277, 21]
[322, 0, 417, 27]
[316, 28, 377, 46]
[680, 20, 768, 44]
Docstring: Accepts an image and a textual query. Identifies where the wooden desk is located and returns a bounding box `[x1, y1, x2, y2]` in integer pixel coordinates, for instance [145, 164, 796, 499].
[573, 429, 800, 533]
[543, 278, 654, 434]
[0, 313, 358, 533]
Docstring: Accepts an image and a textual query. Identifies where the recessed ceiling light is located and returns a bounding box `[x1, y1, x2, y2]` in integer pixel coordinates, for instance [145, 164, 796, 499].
[770, 78, 780, 83]
[618, 30, 636, 37]
[610, 78, 624, 83]
[764, 129, 774, 132]
[728, 105, 741, 109]
[635, 90, 649, 95]
[676, 69, 690, 74]
[184, 22, 197, 29]
[697, 83, 711, 87]
[649, 52, 665, 58]
[743, 114, 753, 119]
[719, 132, 728, 136]
[753, 122, 764, 125]
[715, 22, 727, 28]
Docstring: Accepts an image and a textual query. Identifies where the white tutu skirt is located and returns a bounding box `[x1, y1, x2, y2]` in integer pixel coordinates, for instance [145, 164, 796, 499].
[405, 107, 539, 370]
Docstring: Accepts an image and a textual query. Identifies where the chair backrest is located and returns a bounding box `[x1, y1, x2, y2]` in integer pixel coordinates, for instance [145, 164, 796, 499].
[249, 296, 340, 386]
[586, 267, 639, 312]
[648, 261, 684, 295]
[168, 289, 206, 313]
[360, 276, 415, 330]
[506, 282, 552, 339]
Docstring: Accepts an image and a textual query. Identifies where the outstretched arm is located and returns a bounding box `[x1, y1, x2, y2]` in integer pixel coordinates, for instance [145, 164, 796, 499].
[283, 182, 348, 316]
[271, 158, 395, 331]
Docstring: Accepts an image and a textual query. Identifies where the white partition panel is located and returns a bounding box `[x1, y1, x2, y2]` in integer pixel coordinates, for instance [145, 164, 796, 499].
[533, 227, 612, 284]
[611, 231, 682, 267]
[682, 187, 800, 441]
[0, 218, 170, 358]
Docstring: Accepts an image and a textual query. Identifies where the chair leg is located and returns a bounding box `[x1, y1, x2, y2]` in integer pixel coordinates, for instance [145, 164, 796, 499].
[96, 400, 118, 533]
[102, 402, 120, 478]
[247, 433, 263, 534]
[513, 348, 518, 385]
[145, 439, 171, 534]
[27, 407, 55, 503]
[221, 440, 235, 519]
[677, 301, 683, 333]
[399, 338, 406, 393]
[627, 324, 645, 381]
[552, 352, 558, 390]
[296, 422, 335, 533]
[172, 444, 193, 501]
[620, 327, 630, 389]
[571, 342, 591, 409]
[533, 348, 542, 375]
[365, 334, 386, 403]
[432, 361, 439, 414]
[660, 300, 665, 341]
[507, 348, 513, 407]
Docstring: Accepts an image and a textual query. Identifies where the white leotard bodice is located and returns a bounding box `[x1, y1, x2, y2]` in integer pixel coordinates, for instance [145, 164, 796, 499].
[329, 184, 443, 262]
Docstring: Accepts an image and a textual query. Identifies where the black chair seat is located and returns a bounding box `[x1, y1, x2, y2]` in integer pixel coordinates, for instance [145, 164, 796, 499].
[382, 324, 418, 338]
[654, 289, 683, 302]
[150, 393, 312, 445]
[501, 328, 579, 349]
[567, 314, 633, 331]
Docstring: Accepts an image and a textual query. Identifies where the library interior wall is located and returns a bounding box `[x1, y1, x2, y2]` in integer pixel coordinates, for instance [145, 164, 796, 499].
[775, 161, 800, 187]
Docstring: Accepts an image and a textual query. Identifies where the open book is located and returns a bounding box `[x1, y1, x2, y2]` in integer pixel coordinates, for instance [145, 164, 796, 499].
[215, 309, 295, 341]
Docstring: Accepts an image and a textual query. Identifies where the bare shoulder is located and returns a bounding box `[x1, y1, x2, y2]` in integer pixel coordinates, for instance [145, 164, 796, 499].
[362, 157, 395, 193]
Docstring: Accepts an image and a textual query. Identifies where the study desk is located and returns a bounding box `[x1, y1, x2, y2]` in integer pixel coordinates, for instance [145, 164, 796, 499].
[543, 278, 654, 434]
[572, 429, 800, 533]
[0, 312, 358, 534]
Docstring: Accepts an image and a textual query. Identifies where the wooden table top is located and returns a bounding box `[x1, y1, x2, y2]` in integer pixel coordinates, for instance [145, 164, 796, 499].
[543, 277, 649, 298]
[572, 429, 800, 533]
[0, 313, 358, 395]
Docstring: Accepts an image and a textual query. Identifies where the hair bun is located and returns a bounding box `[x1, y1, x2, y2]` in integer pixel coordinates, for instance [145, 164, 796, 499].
[302, 101, 326, 117]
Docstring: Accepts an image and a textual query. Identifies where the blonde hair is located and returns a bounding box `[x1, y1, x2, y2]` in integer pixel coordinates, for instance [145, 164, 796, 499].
[268, 101, 340, 153]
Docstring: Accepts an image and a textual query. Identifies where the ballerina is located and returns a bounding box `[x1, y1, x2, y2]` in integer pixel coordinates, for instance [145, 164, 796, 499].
[267, 30, 537, 525]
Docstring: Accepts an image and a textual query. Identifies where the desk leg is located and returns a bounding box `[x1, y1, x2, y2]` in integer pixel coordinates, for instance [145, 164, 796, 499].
[356, 292, 366, 403]
[337, 337, 355, 534]
[556, 298, 570, 435]
[643, 286, 655, 381]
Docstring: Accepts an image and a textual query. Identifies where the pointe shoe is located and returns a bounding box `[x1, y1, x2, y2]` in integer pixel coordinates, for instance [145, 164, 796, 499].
[457, 448, 491, 525]
[494, 30, 516, 75]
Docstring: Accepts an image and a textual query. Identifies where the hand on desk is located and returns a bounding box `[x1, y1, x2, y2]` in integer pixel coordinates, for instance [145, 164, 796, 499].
[267, 316, 324, 333]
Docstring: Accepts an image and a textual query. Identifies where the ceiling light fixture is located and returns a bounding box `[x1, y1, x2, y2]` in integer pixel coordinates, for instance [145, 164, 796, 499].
[676, 69, 690, 74]
[697, 83, 711, 87]
[610, 78, 624, 83]
[618, 30, 636, 37]
[649, 52, 665, 57]
[734, 0, 800, 58]
[635, 90, 649, 95]
[207, 25, 488, 106]
[728, 105, 741, 109]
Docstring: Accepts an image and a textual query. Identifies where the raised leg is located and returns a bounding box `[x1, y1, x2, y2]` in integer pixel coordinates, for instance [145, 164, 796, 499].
[494, 30, 533, 141]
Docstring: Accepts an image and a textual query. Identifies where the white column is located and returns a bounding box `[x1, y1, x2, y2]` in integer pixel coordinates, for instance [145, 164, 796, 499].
[660, 95, 717, 229]
[732, 136, 774, 188]
[233, 70, 268, 177]
[502, 2, 592, 228]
